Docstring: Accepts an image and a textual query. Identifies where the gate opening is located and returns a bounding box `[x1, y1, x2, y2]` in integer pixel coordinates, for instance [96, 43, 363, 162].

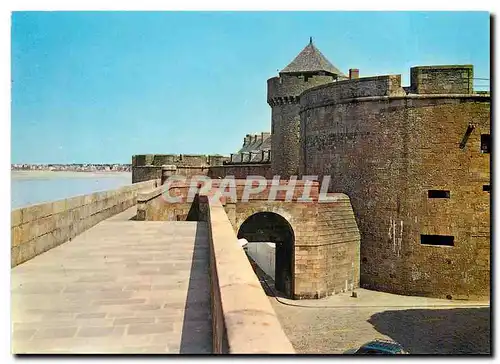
[237, 212, 295, 298]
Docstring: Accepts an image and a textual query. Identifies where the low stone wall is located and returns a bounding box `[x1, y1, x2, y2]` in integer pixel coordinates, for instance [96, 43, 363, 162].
[136, 184, 196, 221]
[11, 179, 159, 267]
[132, 165, 212, 183]
[198, 194, 294, 354]
[132, 163, 273, 183]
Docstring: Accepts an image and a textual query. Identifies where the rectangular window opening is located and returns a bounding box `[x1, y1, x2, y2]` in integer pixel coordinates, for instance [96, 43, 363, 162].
[428, 190, 450, 198]
[421, 235, 454, 247]
[481, 134, 491, 153]
[483, 185, 491, 192]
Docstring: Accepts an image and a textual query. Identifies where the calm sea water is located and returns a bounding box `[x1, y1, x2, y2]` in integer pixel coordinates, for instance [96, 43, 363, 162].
[11, 171, 132, 210]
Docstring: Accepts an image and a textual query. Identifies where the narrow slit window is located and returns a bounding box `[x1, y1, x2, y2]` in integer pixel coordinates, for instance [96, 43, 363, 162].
[483, 185, 491, 192]
[428, 190, 450, 198]
[481, 134, 491, 153]
[421, 235, 454, 246]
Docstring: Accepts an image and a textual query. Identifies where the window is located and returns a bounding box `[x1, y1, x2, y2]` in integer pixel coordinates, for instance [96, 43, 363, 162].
[421, 235, 454, 247]
[481, 134, 491, 153]
[428, 190, 450, 198]
[483, 185, 491, 192]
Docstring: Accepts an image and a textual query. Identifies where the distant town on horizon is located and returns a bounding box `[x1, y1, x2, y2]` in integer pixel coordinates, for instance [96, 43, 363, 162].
[11, 163, 132, 172]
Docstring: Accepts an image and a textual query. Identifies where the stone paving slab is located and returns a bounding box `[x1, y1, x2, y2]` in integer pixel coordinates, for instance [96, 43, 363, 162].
[11, 216, 212, 354]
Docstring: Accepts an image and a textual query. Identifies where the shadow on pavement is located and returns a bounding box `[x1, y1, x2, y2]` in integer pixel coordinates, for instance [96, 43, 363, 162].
[179, 222, 212, 354]
[368, 307, 491, 354]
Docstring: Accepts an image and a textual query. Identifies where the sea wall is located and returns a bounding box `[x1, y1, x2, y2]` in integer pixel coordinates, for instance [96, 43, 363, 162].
[11, 179, 159, 267]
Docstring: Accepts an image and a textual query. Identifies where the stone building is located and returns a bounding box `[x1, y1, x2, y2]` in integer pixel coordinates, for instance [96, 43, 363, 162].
[132, 39, 490, 300]
[273, 41, 490, 300]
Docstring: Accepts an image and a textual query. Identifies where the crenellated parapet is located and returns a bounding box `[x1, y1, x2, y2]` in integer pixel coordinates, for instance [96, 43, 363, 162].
[267, 74, 335, 102]
[267, 96, 300, 106]
[299, 74, 406, 111]
[410, 65, 474, 94]
[132, 154, 228, 167]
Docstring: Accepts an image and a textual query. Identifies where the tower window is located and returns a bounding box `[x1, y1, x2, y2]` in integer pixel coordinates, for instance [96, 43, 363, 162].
[483, 185, 491, 192]
[428, 190, 450, 198]
[481, 134, 491, 153]
[421, 235, 454, 247]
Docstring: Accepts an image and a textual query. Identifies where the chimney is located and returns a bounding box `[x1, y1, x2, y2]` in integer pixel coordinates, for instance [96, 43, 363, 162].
[244, 134, 251, 147]
[349, 69, 359, 80]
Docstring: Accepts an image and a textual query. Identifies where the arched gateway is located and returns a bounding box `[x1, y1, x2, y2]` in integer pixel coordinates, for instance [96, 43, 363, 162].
[237, 212, 295, 298]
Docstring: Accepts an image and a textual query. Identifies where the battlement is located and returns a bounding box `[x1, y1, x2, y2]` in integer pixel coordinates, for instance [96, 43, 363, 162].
[300, 74, 406, 109]
[267, 73, 337, 103]
[132, 154, 229, 167]
[300, 65, 480, 110]
[410, 65, 473, 94]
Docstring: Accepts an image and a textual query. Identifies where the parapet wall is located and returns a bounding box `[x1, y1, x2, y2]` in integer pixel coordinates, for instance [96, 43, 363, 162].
[11, 179, 159, 267]
[267, 74, 335, 102]
[300, 74, 406, 108]
[133, 163, 272, 183]
[198, 194, 295, 354]
[132, 154, 228, 168]
[410, 65, 473, 94]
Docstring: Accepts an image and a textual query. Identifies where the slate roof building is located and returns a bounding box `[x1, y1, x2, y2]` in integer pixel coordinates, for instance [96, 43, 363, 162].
[280, 37, 348, 80]
[267, 38, 348, 178]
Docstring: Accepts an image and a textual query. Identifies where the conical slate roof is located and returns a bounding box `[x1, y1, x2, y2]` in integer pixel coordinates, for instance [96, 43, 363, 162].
[280, 38, 345, 77]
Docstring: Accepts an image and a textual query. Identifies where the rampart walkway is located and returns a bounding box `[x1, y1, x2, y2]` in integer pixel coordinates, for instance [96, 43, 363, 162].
[11, 207, 212, 354]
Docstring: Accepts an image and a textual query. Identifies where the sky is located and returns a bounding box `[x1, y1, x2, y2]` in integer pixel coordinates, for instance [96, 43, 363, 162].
[11, 11, 490, 164]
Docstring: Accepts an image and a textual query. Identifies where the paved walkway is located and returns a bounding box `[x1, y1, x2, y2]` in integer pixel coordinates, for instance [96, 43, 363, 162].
[11, 208, 212, 354]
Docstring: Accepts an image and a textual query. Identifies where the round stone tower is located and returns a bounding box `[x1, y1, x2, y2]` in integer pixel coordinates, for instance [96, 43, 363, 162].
[267, 38, 347, 179]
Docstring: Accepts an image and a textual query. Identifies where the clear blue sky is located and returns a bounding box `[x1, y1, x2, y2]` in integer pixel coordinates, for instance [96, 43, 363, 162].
[11, 11, 490, 164]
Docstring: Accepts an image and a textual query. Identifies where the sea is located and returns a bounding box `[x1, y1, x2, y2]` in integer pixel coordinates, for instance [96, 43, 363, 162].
[11, 171, 132, 210]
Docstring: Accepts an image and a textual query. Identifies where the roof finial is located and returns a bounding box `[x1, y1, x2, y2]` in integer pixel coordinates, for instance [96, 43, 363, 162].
[309, 36, 313, 44]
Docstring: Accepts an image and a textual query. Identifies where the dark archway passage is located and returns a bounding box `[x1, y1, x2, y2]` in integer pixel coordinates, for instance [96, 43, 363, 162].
[237, 212, 295, 298]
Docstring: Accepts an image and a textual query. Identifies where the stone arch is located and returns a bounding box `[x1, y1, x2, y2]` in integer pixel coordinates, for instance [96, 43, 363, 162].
[237, 211, 295, 298]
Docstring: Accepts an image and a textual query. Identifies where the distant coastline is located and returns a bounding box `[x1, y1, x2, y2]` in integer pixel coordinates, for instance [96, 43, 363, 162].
[11, 164, 132, 172]
[11, 169, 132, 209]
